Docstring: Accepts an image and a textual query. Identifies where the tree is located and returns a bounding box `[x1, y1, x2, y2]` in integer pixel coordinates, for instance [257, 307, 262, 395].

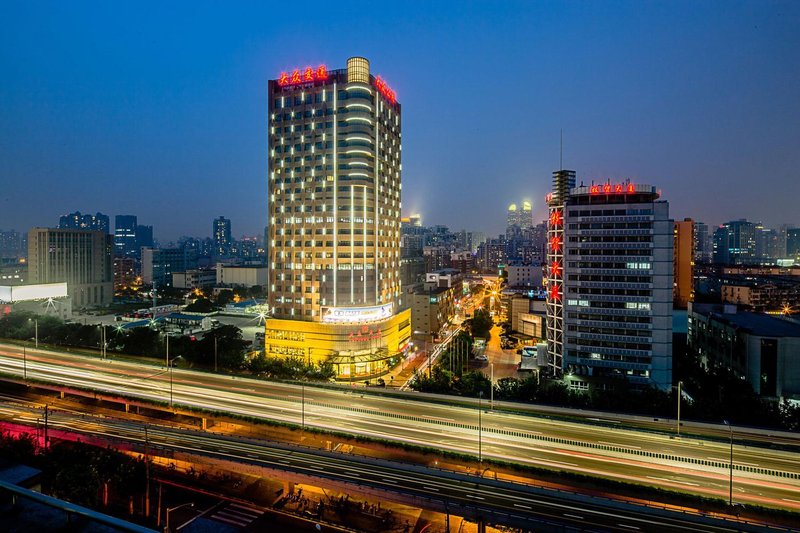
[185, 297, 215, 313]
[470, 308, 493, 339]
[216, 289, 235, 307]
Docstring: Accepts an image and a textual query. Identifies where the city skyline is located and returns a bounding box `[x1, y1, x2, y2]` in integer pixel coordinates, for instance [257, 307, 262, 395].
[2, 1, 799, 239]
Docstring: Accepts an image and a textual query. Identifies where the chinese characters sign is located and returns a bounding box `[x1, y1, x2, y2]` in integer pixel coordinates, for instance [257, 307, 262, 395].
[277, 65, 329, 87]
[375, 76, 397, 104]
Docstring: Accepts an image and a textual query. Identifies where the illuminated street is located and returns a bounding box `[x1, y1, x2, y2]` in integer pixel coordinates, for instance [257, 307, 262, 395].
[0, 342, 799, 511]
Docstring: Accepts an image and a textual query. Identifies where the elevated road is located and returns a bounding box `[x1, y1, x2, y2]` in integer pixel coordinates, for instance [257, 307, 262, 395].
[0, 342, 799, 511]
[0, 400, 786, 532]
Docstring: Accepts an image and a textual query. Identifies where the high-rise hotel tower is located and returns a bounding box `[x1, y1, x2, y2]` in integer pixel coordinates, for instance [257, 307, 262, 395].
[265, 57, 410, 377]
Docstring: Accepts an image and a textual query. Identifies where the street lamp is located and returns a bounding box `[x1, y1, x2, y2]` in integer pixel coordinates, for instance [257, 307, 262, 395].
[490, 363, 494, 411]
[478, 391, 483, 463]
[165, 502, 194, 533]
[724, 420, 734, 507]
[22, 345, 27, 380]
[168, 356, 184, 407]
[29, 318, 38, 348]
[676, 380, 683, 436]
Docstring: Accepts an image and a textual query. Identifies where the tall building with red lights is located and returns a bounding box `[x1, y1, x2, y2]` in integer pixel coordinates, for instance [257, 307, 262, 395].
[547, 176, 673, 390]
[265, 57, 410, 378]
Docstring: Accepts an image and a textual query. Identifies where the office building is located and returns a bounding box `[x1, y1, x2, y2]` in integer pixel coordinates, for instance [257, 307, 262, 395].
[0, 230, 23, 260]
[27, 228, 113, 307]
[136, 225, 154, 250]
[507, 201, 533, 234]
[688, 303, 800, 398]
[265, 57, 410, 378]
[713, 220, 757, 265]
[58, 211, 110, 234]
[141, 247, 198, 287]
[172, 269, 217, 290]
[507, 263, 544, 289]
[673, 218, 695, 309]
[547, 176, 673, 390]
[214, 216, 232, 255]
[114, 215, 138, 257]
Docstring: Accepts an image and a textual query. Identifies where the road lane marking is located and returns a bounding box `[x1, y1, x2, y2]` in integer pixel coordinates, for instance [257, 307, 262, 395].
[617, 525, 639, 530]
[563, 513, 583, 520]
[513, 503, 531, 510]
[381, 478, 398, 484]
[423, 486, 439, 492]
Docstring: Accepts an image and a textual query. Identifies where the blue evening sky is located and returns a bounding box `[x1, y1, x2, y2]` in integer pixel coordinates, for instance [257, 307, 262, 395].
[1, 1, 798, 241]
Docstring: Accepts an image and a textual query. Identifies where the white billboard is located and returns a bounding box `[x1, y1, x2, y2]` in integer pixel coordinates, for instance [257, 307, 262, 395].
[320, 303, 393, 324]
[0, 283, 69, 303]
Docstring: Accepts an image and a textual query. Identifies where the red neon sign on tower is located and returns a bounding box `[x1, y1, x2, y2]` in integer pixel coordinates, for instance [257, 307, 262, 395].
[278, 65, 329, 86]
[375, 76, 397, 104]
[549, 210, 562, 226]
[550, 284, 561, 302]
[589, 182, 636, 194]
[550, 235, 561, 251]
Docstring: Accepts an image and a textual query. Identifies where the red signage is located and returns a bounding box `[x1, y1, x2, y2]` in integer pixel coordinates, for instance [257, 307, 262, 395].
[375, 76, 397, 104]
[549, 235, 561, 251]
[549, 210, 562, 226]
[545, 192, 553, 203]
[348, 324, 381, 343]
[590, 183, 635, 194]
[550, 261, 562, 277]
[277, 65, 329, 87]
[549, 284, 561, 302]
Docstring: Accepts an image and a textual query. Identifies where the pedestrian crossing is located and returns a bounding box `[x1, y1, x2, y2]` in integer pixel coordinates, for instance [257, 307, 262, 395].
[208, 502, 265, 529]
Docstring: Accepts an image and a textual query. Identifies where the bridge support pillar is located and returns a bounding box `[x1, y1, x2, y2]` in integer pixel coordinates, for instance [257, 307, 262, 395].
[283, 480, 295, 495]
[477, 519, 486, 533]
[60, 391, 65, 399]
[201, 418, 207, 430]
[125, 403, 130, 413]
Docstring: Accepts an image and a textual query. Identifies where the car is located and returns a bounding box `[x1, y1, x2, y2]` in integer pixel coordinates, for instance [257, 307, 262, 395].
[474, 354, 489, 362]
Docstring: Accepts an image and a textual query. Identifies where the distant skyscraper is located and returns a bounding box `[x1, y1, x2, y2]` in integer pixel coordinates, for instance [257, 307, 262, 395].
[547, 175, 673, 390]
[506, 200, 533, 235]
[114, 215, 138, 257]
[213, 216, 232, 255]
[59, 211, 109, 234]
[0, 230, 23, 260]
[713, 220, 757, 265]
[136, 225, 154, 250]
[265, 56, 410, 376]
[693, 221, 711, 263]
[787, 228, 800, 262]
[28, 228, 113, 306]
[673, 219, 694, 309]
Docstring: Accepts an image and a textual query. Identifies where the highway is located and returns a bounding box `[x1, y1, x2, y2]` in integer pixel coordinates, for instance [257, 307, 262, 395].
[0, 342, 799, 512]
[0, 399, 786, 532]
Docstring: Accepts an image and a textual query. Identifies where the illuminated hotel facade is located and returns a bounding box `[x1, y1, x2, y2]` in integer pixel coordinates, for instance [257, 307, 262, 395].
[547, 176, 673, 390]
[265, 57, 410, 378]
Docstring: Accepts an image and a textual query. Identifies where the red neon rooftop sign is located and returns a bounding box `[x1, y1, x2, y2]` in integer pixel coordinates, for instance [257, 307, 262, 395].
[590, 182, 636, 194]
[277, 65, 328, 86]
[375, 76, 397, 104]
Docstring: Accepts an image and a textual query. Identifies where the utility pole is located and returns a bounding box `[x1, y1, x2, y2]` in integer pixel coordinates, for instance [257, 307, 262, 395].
[165, 334, 169, 367]
[43, 404, 49, 449]
[23, 345, 27, 381]
[301, 381, 305, 430]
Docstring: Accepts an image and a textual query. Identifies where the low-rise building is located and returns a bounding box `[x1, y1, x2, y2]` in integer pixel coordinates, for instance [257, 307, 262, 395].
[172, 269, 217, 290]
[215, 264, 267, 287]
[506, 263, 543, 289]
[411, 286, 457, 339]
[720, 276, 800, 312]
[510, 295, 546, 339]
[688, 302, 800, 399]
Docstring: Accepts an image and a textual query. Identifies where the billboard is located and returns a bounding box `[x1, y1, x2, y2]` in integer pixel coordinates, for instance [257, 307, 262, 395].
[0, 283, 68, 303]
[320, 303, 393, 324]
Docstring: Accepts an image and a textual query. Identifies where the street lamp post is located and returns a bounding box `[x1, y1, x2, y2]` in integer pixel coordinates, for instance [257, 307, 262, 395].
[676, 381, 682, 436]
[168, 356, 183, 407]
[301, 380, 305, 430]
[725, 420, 734, 507]
[29, 318, 38, 348]
[23, 345, 27, 380]
[165, 502, 194, 533]
[490, 363, 494, 411]
[478, 391, 483, 463]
